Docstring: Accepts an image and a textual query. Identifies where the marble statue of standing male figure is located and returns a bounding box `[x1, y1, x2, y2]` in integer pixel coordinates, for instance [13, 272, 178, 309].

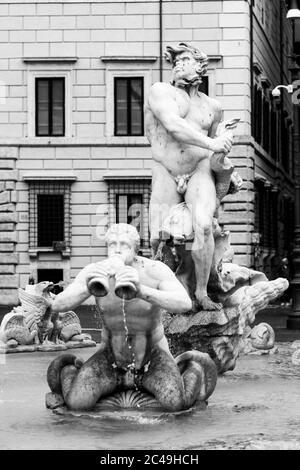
[145, 42, 241, 311]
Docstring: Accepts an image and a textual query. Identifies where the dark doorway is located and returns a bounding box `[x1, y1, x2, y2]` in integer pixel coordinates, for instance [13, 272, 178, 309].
[37, 269, 64, 295]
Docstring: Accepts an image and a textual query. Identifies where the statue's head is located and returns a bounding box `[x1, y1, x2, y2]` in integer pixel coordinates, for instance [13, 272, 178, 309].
[105, 223, 140, 264]
[165, 42, 208, 88]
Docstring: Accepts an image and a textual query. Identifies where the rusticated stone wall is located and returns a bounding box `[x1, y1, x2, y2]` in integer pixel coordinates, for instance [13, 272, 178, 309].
[0, 147, 18, 305]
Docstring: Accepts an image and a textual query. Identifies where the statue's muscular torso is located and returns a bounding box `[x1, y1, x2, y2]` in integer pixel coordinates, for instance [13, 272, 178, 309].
[145, 82, 218, 177]
[95, 257, 169, 371]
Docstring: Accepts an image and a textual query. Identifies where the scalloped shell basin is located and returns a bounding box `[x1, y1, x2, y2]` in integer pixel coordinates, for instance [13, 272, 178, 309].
[53, 390, 201, 422]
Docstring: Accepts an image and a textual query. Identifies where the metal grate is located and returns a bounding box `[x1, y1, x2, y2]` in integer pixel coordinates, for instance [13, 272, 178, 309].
[37, 194, 64, 247]
[108, 180, 151, 248]
[29, 181, 71, 250]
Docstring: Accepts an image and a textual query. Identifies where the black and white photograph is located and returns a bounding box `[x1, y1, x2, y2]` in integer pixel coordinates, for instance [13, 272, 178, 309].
[0, 0, 300, 453]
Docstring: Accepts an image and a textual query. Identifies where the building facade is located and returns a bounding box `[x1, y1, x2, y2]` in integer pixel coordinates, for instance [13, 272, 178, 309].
[0, 0, 295, 305]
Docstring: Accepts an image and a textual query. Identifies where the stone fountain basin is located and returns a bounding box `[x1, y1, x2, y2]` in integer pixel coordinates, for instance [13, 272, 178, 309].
[1, 343, 300, 449]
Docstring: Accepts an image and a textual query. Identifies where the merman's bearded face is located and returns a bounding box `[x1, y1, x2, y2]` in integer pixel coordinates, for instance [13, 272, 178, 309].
[171, 51, 201, 87]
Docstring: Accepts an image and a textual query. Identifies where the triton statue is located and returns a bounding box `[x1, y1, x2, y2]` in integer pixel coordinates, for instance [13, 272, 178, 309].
[46, 224, 217, 412]
[145, 42, 242, 311]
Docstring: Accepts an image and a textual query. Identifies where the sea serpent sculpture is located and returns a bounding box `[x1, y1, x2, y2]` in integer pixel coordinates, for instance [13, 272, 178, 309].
[0, 282, 96, 353]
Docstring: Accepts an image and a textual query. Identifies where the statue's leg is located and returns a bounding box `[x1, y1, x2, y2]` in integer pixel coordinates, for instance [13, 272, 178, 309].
[185, 171, 222, 311]
[47, 343, 118, 411]
[174, 244, 196, 300]
[141, 347, 216, 411]
[150, 166, 181, 257]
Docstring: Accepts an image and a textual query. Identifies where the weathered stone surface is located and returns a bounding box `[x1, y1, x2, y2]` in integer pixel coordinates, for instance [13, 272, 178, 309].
[0, 265, 15, 274]
[5, 181, 16, 190]
[0, 159, 15, 169]
[0, 232, 17, 243]
[0, 274, 18, 288]
[0, 191, 10, 205]
[0, 203, 15, 212]
[65, 339, 96, 349]
[37, 344, 67, 352]
[6, 345, 37, 354]
[0, 147, 18, 159]
[0, 182, 5, 192]
[0, 289, 18, 305]
[0, 243, 14, 252]
[45, 392, 65, 410]
[0, 223, 15, 231]
[164, 277, 289, 373]
[0, 253, 18, 264]
[163, 310, 241, 374]
[0, 170, 17, 181]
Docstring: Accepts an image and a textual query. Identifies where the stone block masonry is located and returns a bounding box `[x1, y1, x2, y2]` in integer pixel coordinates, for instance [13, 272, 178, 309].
[0, 147, 18, 305]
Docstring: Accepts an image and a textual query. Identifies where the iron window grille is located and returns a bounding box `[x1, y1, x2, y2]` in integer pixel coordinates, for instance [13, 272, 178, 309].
[35, 77, 65, 137]
[107, 179, 151, 249]
[29, 181, 71, 250]
[114, 77, 144, 136]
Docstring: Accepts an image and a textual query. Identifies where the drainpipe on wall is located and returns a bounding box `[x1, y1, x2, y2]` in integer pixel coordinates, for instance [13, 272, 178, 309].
[250, 0, 254, 136]
[159, 0, 163, 82]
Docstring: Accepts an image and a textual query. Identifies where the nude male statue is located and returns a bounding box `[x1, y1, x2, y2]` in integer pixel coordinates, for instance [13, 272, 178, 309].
[46, 224, 217, 412]
[145, 42, 234, 311]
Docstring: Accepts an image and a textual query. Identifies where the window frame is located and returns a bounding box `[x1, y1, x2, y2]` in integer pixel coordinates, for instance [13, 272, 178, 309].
[114, 76, 144, 137]
[35, 77, 65, 137]
[105, 67, 151, 143]
[107, 179, 151, 252]
[27, 68, 72, 138]
[27, 180, 72, 255]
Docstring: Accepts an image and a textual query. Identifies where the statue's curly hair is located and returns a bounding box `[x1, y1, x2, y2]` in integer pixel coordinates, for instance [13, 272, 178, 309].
[165, 42, 208, 77]
[105, 223, 140, 252]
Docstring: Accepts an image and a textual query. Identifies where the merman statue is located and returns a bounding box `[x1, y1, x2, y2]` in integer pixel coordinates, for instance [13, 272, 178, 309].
[46, 223, 217, 412]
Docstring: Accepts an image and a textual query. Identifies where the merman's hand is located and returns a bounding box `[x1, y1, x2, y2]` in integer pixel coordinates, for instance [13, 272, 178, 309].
[210, 135, 233, 154]
[115, 266, 141, 294]
[85, 264, 109, 284]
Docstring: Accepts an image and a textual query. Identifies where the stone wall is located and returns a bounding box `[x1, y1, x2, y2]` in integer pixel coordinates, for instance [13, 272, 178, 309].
[0, 147, 18, 305]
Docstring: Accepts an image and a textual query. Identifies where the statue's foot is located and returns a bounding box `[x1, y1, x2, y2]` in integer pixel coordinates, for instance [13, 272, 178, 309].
[197, 295, 223, 311]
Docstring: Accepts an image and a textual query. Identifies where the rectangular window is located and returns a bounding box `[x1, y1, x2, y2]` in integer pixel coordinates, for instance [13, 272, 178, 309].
[281, 115, 290, 173]
[35, 77, 65, 136]
[108, 180, 151, 249]
[253, 86, 262, 145]
[270, 109, 277, 161]
[262, 98, 270, 152]
[254, 180, 266, 247]
[37, 194, 64, 247]
[116, 194, 143, 233]
[29, 181, 71, 250]
[114, 77, 144, 136]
